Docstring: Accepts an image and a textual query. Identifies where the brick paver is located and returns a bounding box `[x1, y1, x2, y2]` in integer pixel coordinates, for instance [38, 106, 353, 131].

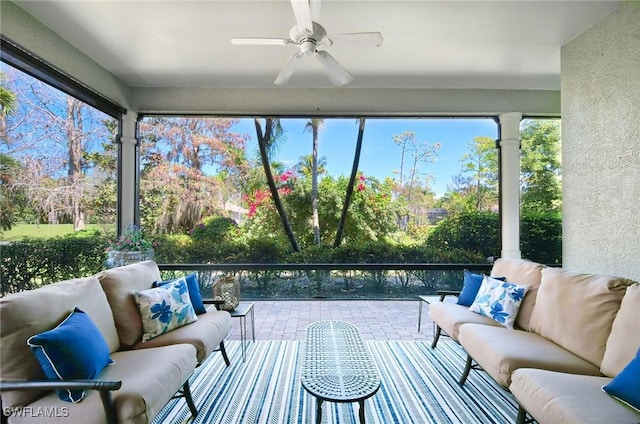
[226, 299, 437, 342]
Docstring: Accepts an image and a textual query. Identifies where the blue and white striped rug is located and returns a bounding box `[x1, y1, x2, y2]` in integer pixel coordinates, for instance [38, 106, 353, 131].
[152, 340, 518, 424]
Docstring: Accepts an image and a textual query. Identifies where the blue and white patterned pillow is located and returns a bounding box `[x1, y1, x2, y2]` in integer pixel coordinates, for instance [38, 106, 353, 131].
[133, 277, 197, 342]
[469, 276, 529, 329]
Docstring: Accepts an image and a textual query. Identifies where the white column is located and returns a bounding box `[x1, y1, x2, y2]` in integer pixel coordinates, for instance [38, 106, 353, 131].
[118, 111, 138, 234]
[499, 112, 522, 259]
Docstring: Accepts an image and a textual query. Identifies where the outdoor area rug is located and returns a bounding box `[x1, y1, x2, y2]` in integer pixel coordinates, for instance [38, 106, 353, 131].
[152, 340, 519, 424]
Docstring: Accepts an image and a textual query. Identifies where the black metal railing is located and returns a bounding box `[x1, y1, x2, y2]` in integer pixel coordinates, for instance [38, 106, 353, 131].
[157, 263, 493, 300]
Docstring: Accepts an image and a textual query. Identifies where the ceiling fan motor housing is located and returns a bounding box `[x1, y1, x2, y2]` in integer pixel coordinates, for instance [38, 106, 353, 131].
[290, 22, 327, 54]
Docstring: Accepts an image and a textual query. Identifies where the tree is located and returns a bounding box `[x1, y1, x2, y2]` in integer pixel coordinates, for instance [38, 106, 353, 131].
[443, 136, 499, 214]
[1, 65, 113, 230]
[254, 118, 299, 252]
[138, 117, 249, 233]
[392, 131, 441, 228]
[296, 154, 327, 177]
[520, 119, 561, 212]
[0, 72, 17, 143]
[304, 118, 324, 245]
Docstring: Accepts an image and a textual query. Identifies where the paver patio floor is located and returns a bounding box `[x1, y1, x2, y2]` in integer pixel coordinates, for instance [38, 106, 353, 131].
[226, 299, 437, 342]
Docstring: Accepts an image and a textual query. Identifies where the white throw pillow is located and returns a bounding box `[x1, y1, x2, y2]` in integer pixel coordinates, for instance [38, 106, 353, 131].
[133, 277, 197, 342]
[469, 276, 529, 329]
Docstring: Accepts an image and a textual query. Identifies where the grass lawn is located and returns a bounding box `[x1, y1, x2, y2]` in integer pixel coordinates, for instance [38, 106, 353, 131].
[0, 224, 111, 242]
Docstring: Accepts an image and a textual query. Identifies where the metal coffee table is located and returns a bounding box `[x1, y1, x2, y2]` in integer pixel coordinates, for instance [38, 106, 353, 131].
[301, 320, 380, 424]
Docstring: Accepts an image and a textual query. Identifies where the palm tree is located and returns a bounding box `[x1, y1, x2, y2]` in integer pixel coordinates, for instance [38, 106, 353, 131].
[303, 118, 324, 245]
[334, 118, 366, 247]
[296, 154, 327, 178]
[254, 118, 299, 252]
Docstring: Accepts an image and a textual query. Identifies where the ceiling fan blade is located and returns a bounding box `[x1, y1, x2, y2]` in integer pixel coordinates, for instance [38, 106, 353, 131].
[327, 32, 384, 47]
[315, 50, 353, 86]
[290, 0, 313, 35]
[231, 38, 294, 46]
[310, 0, 321, 22]
[275, 52, 304, 85]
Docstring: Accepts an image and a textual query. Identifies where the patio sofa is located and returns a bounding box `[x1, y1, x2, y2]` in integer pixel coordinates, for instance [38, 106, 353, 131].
[0, 261, 232, 424]
[429, 260, 640, 423]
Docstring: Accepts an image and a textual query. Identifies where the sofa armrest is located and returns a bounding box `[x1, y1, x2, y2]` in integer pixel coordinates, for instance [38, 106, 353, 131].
[1, 380, 122, 424]
[202, 299, 226, 311]
[435, 290, 461, 301]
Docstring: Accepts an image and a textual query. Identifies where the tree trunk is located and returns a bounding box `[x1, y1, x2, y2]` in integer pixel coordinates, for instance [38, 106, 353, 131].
[311, 122, 320, 245]
[66, 97, 85, 231]
[334, 118, 366, 247]
[254, 118, 299, 252]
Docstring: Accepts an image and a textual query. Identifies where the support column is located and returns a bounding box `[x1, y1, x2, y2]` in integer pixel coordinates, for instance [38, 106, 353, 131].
[499, 112, 522, 259]
[118, 111, 138, 234]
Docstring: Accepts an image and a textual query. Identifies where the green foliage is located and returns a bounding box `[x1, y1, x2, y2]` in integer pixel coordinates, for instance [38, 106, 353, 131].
[190, 215, 239, 243]
[520, 119, 562, 213]
[521, 211, 562, 264]
[425, 211, 562, 264]
[1, 231, 109, 296]
[426, 212, 500, 259]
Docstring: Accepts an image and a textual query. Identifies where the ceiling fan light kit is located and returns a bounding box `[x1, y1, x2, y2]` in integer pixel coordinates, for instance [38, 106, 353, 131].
[230, 0, 383, 86]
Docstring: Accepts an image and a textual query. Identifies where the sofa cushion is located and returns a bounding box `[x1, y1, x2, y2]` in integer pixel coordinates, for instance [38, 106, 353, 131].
[602, 348, 640, 412]
[97, 260, 162, 348]
[154, 272, 207, 314]
[489, 258, 544, 331]
[458, 323, 602, 387]
[510, 368, 640, 424]
[529, 268, 634, 367]
[0, 276, 119, 409]
[27, 307, 114, 403]
[10, 345, 197, 424]
[601, 283, 640, 377]
[133, 306, 232, 363]
[469, 276, 529, 329]
[428, 301, 502, 342]
[133, 278, 198, 342]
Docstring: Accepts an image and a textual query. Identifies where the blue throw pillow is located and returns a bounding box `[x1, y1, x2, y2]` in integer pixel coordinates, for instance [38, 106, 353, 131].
[603, 348, 640, 412]
[457, 270, 485, 306]
[154, 272, 206, 314]
[27, 307, 114, 403]
[457, 271, 506, 307]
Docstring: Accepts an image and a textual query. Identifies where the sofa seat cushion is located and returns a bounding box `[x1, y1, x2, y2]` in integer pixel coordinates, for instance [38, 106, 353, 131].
[529, 268, 634, 368]
[510, 368, 640, 424]
[601, 283, 640, 377]
[9, 344, 197, 424]
[458, 323, 601, 387]
[133, 306, 232, 363]
[428, 302, 502, 342]
[97, 261, 163, 348]
[489, 258, 544, 331]
[0, 276, 119, 409]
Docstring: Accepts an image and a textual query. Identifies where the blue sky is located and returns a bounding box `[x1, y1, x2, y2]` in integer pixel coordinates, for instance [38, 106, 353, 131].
[236, 117, 498, 196]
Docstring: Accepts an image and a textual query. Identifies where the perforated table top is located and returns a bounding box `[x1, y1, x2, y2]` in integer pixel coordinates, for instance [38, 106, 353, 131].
[301, 320, 380, 408]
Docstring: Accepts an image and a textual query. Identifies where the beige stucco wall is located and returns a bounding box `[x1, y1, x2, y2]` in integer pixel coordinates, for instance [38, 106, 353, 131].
[561, 2, 640, 281]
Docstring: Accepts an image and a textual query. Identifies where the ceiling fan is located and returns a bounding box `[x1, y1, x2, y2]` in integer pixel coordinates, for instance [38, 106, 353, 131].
[231, 0, 383, 86]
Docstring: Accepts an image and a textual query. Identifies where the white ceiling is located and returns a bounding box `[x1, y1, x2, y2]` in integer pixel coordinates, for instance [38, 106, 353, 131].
[14, 0, 620, 90]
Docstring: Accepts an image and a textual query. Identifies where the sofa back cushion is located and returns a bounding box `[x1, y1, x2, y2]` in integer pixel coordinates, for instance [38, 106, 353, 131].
[490, 258, 544, 330]
[600, 283, 640, 377]
[97, 260, 162, 348]
[529, 268, 634, 367]
[0, 276, 119, 408]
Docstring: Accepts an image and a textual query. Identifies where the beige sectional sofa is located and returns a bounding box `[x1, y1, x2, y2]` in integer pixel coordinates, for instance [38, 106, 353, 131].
[429, 259, 640, 424]
[0, 261, 232, 424]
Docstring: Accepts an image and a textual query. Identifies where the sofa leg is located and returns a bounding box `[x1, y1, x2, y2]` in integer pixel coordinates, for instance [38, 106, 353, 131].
[459, 354, 474, 386]
[219, 340, 231, 367]
[515, 405, 535, 424]
[182, 380, 198, 419]
[431, 325, 442, 349]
